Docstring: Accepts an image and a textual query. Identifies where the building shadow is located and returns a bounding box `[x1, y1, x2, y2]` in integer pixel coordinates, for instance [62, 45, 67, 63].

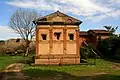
[103, 56, 120, 63]
[1, 69, 120, 80]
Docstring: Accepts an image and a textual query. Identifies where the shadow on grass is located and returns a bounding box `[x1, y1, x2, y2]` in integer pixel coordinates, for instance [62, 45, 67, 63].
[103, 56, 120, 63]
[22, 69, 120, 80]
[0, 69, 120, 80]
[23, 69, 79, 80]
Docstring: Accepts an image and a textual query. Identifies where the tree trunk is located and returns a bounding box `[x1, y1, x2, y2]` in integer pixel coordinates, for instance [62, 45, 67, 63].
[24, 40, 30, 56]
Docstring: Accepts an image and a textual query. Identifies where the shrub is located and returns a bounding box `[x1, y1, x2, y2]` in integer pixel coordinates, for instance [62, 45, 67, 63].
[115, 48, 120, 57]
[80, 44, 97, 59]
[97, 36, 120, 57]
[0, 39, 36, 56]
[2, 40, 25, 55]
[80, 47, 89, 59]
[29, 42, 36, 54]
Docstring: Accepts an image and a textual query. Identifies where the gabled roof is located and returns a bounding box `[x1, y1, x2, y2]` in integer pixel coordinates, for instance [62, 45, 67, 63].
[79, 29, 110, 37]
[33, 11, 82, 25]
[88, 29, 110, 34]
[79, 31, 88, 36]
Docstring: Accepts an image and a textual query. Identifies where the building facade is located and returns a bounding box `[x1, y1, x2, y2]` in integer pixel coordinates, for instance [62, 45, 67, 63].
[34, 11, 82, 65]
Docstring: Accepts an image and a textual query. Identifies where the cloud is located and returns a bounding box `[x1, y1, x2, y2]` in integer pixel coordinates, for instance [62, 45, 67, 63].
[7, 0, 52, 10]
[6, 0, 120, 22]
[109, 0, 120, 4]
[86, 10, 120, 22]
[0, 25, 20, 40]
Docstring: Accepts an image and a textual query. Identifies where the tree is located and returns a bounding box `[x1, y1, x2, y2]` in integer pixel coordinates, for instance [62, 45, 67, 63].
[98, 36, 120, 57]
[9, 9, 38, 56]
[104, 26, 118, 35]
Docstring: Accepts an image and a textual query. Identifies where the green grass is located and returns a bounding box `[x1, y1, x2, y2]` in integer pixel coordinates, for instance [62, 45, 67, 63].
[0, 55, 25, 71]
[0, 55, 120, 80]
[23, 59, 120, 80]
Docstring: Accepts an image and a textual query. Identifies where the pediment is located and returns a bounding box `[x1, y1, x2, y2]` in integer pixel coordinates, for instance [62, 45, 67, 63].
[35, 11, 82, 24]
[50, 16, 64, 22]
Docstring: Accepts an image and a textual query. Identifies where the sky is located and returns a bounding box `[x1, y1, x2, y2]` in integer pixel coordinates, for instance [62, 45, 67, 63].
[0, 0, 120, 40]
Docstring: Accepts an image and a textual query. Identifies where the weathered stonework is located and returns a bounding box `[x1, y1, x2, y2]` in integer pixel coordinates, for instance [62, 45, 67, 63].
[34, 11, 82, 65]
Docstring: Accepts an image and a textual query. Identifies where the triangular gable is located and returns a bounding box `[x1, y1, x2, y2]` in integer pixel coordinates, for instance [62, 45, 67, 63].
[34, 11, 82, 24]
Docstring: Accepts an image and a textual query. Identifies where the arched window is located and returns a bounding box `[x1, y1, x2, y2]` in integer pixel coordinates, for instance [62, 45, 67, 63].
[41, 34, 47, 40]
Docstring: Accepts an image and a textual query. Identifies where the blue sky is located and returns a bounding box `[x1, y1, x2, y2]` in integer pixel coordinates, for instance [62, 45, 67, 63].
[0, 0, 120, 40]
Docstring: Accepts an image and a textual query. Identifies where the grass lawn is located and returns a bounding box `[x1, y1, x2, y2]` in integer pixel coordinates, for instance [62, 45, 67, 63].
[23, 59, 120, 80]
[0, 55, 25, 71]
[0, 55, 120, 80]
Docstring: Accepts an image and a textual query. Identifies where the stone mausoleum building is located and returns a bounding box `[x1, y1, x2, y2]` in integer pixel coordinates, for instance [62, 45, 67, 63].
[33, 11, 110, 65]
[33, 11, 82, 65]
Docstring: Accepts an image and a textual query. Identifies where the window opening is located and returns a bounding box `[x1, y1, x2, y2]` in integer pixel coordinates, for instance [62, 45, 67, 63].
[68, 33, 74, 40]
[41, 34, 47, 40]
[54, 32, 61, 40]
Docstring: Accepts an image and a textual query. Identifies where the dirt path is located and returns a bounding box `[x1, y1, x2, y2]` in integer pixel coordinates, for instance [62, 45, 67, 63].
[0, 63, 25, 80]
[112, 63, 120, 70]
[4, 63, 24, 72]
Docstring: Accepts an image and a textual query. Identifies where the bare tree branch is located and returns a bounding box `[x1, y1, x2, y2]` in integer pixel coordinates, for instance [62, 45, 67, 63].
[9, 9, 38, 56]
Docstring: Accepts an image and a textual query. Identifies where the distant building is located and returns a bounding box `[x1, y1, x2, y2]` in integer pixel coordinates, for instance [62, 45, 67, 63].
[80, 29, 110, 46]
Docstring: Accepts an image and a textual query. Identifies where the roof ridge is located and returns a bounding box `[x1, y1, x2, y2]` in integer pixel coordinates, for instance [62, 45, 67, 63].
[34, 11, 82, 23]
[89, 29, 107, 31]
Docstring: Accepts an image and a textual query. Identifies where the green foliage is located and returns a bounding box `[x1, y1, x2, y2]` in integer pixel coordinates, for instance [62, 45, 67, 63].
[104, 25, 118, 35]
[104, 26, 118, 33]
[97, 36, 120, 57]
[80, 43, 97, 60]
[80, 47, 89, 59]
